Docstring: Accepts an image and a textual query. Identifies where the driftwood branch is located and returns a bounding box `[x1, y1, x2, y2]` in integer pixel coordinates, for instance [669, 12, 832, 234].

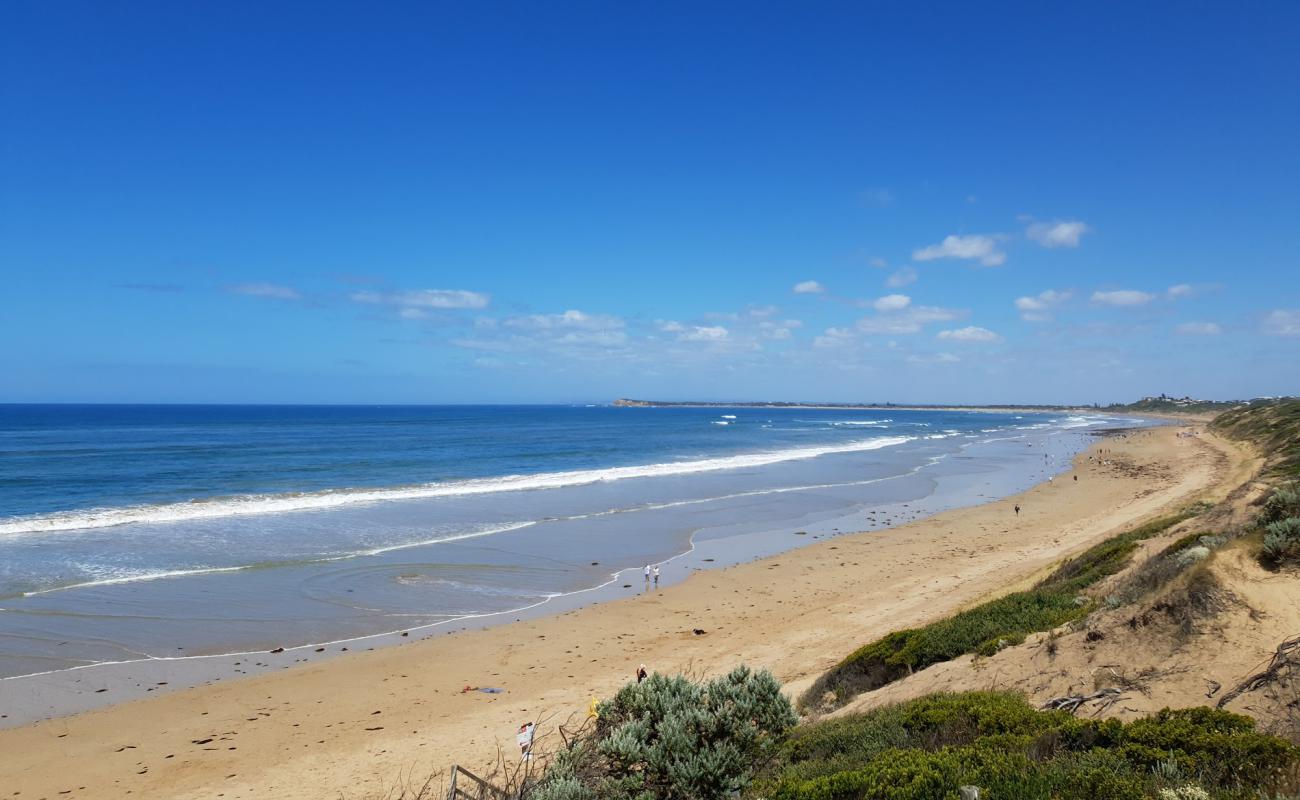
[1041, 687, 1125, 715]
[1216, 634, 1300, 709]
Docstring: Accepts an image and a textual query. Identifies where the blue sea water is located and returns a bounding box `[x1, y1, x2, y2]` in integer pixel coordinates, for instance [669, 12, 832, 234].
[0, 404, 1145, 684]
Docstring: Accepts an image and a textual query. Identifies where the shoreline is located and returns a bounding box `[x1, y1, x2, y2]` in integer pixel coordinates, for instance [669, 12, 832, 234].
[0, 424, 1101, 717]
[0, 422, 1238, 799]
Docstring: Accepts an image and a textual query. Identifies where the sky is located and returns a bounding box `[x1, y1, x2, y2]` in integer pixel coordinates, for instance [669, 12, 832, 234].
[2, 1, 1298, 405]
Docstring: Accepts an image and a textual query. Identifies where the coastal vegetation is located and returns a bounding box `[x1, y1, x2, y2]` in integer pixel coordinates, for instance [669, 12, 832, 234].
[529, 667, 797, 800]
[523, 682, 1297, 800]
[1210, 398, 1300, 479]
[799, 511, 1198, 713]
[756, 692, 1297, 800]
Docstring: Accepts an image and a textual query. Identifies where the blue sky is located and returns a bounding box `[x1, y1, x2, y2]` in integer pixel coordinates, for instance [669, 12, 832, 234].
[2, 2, 1298, 404]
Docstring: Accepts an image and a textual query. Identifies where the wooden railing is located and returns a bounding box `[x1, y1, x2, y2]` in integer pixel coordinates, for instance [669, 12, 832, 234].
[445, 765, 508, 800]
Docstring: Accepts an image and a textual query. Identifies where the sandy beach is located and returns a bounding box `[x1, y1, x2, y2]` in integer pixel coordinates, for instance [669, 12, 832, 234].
[0, 423, 1246, 799]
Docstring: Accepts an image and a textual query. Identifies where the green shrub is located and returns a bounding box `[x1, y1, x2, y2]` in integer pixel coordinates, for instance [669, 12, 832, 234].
[533, 666, 797, 800]
[1262, 518, 1300, 567]
[1121, 706, 1297, 788]
[1261, 486, 1300, 525]
[760, 694, 1297, 800]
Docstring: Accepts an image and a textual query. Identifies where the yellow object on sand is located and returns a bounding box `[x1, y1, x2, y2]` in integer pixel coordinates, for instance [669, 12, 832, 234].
[587, 697, 599, 719]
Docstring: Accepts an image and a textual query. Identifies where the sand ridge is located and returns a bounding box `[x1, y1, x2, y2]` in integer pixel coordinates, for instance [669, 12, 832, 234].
[0, 424, 1239, 799]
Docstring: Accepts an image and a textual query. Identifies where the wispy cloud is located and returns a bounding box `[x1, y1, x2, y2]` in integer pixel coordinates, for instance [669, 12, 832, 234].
[229, 282, 301, 300]
[503, 309, 622, 331]
[856, 305, 963, 335]
[1175, 322, 1222, 336]
[1262, 309, 1300, 337]
[813, 327, 856, 348]
[885, 267, 917, 288]
[792, 280, 825, 294]
[678, 325, 729, 342]
[905, 351, 960, 364]
[1025, 219, 1089, 248]
[1014, 289, 1072, 321]
[351, 288, 489, 310]
[1166, 283, 1193, 299]
[912, 234, 1006, 267]
[454, 308, 628, 353]
[937, 326, 1002, 343]
[1091, 289, 1154, 307]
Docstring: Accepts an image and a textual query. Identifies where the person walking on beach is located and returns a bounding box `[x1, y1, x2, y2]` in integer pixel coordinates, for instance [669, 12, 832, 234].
[643, 564, 650, 585]
[1014, 504, 1020, 515]
[636, 664, 648, 683]
[652, 564, 660, 587]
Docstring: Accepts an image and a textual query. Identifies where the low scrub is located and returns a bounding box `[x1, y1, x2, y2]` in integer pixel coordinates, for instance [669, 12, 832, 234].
[1260, 485, 1300, 526]
[802, 512, 1195, 712]
[1111, 533, 1228, 606]
[530, 666, 797, 800]
[758, 692, 1297, 800]
[1262, 518, 1300, 567]
[1211, 399, 1300, 480]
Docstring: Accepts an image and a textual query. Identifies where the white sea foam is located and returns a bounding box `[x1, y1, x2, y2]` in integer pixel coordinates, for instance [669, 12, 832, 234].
[720, 414, 737, 419]
[711, 420, 731, 425]
[19, 521, 540, 597]
[830, 420, 892, 426]
[0, 436, 916, 536]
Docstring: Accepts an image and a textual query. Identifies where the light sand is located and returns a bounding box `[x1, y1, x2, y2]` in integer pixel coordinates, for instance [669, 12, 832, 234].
[0, 424, 1242, 799]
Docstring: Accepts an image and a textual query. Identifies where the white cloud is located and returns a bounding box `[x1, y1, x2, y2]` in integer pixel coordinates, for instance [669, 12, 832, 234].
[656, 319, 686, 333]
[758, 319, 801, 340]
[869, 257, 888, 269]
[453, 308, 628, 353]
[1167, 283, 1193, 298]
[1175, 322, 1222, 336]
[813, 327, 856, 348]
[912, 234, 1006, 267]
[230, 282, 301, 300]
[503, 309, 623, 331]
[1092, 290, 1155, 307]
[1262, 309, 1300, 337]
[885, 267, 918, 288]
[873, 294, 912, 312]
[352, 288, 489, 309]
[1025, 220, 1089, 248]
[906, 351, 961, 364]
[793, 280, 825, 294]
[937, 326, 1002, 343]
[856, 305, 963, 335]
[1014, 289, 1072, 321]
[679, 325, 729, 342]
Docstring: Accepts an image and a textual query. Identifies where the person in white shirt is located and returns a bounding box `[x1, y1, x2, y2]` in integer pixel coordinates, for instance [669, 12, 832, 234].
[652, 564, 660, 586]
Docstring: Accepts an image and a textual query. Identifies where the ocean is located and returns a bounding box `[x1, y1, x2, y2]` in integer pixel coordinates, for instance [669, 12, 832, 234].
[0, 403, 1147, 697]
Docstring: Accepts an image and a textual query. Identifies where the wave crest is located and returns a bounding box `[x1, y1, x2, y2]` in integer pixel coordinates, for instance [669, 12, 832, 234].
[0, 436, 915, 536]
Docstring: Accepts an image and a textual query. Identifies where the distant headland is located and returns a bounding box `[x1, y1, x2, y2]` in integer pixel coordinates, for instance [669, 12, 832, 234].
[611, 398, 1084, 412]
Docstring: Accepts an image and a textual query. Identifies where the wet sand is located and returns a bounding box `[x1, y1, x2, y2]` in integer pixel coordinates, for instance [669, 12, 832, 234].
[0, 424, 1241, 799]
